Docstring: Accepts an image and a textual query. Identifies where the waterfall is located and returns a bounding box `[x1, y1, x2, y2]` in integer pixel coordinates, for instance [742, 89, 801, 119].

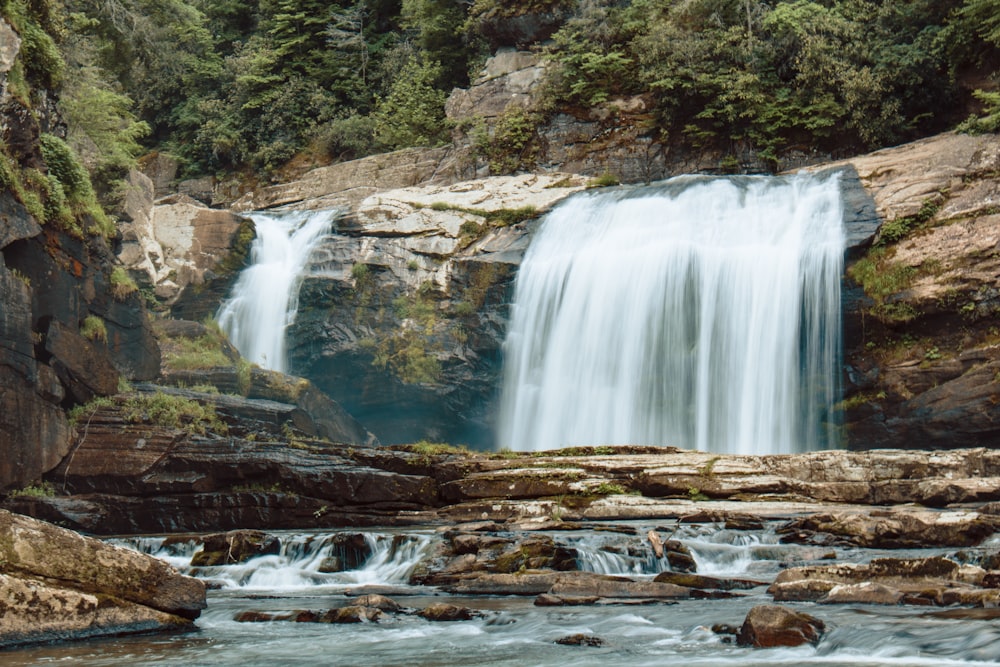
[498, 174, 845, 455]
[216, 209, 335, 373]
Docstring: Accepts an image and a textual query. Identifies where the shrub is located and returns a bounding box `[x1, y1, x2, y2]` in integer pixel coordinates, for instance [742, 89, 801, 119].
[121, 391, 227, 435]
[8, 481, 56, 498]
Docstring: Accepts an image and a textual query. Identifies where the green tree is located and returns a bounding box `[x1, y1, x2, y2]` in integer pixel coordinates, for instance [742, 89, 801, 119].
[373, 56, 448, 149]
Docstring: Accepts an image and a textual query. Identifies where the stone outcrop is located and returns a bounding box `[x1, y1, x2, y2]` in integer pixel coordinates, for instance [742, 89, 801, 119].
[445, 49, 548, 123]
[769, 557, 1000, 607]
[834, 132, 1000, 450]
[118, 184, 254, 311]
[0, 510, 205, 648]
[232, 147, 459, 213]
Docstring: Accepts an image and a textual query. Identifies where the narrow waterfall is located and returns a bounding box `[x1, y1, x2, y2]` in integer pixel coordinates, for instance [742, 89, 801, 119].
[216, 209, 335, 373]
[498, 174, 845, 455]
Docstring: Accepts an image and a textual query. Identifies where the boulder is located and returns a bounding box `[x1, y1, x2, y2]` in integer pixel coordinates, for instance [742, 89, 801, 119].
[0, 511, 205, 619]
[736, 605, 825, 648]
[119, 191, 252, 310]
[0, 511, 205, 647]
[45, 320, 120, 404]
[0, 574, 191, 648]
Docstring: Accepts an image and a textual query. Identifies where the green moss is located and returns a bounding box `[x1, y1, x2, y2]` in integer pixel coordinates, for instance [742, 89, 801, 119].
[590, 482, 635, 496]
[80, 315, 107, 343]
[110, 267, 138, 301]
[7, 481, 55, 498]
[163, 336, 232, 370]
[121, 391, 228, 435]
[588, 173, 621, 188]
[405, 440, 470, 457]
[217, 218, 257, 275]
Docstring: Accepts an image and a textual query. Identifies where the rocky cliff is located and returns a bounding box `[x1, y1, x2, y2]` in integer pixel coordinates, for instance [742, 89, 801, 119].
[0, 17, 159, 492]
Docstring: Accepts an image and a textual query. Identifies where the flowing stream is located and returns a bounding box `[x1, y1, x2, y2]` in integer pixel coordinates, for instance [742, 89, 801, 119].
[498, 174, 845, 454]
[6, 525, 1000, 666]
[216, 209, 335, 373]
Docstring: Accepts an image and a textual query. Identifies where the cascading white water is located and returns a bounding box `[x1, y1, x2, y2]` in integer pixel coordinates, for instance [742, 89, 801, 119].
[216, 209, 335, 373]
[498, 174, 845, 454]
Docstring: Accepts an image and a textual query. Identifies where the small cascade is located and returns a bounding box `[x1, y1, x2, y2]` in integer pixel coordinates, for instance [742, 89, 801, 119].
[566, 524, 792, 577]
[498, 174, 845, 454]
[570, 534, 669, 575]
[216, 208, 336, 373]
[111, 532, 436, 591]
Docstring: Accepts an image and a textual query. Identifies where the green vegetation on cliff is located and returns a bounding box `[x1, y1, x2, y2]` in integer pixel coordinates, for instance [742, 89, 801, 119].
[4, 1, 997, 185]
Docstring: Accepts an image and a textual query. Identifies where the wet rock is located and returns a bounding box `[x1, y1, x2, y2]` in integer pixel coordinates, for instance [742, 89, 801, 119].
[234, 610, 318, 623]
[736, 605, 825, 648]
[665, 540, 697, 573]
[323, 533, 374, 572]
[351, 594, 402, 612]
[190, 530, 281, 566]
[770, 557, 1000, 607]
[417, 603, 479, 622]
[549, 575, 691, 600]
[555, 634, 605, 647]
[652, 572, 765, 590]
[534, 593, 600, 607]
[319, 606, 383, 624]
[819, 582, 904, 605]
[445, 572, 561, 596]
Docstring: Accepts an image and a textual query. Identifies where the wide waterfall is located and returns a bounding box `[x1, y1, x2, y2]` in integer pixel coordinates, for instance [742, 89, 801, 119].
[498, 174, 845, 455]
[216, 209, 334, 373]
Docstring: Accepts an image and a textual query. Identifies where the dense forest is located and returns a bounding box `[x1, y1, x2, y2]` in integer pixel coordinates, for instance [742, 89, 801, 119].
[2, 0, 1000, 225]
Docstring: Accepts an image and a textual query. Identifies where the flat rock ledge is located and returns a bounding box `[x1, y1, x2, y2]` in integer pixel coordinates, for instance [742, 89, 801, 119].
[0, 510, 205, 648]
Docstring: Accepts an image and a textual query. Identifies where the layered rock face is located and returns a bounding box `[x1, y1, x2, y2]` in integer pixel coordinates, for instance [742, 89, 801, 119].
[0, 510, 205, 647]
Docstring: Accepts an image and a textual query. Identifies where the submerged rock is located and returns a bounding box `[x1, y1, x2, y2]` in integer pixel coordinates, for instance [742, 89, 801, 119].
[736, 604, 825, 648]
[554, 633, 605, 647]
